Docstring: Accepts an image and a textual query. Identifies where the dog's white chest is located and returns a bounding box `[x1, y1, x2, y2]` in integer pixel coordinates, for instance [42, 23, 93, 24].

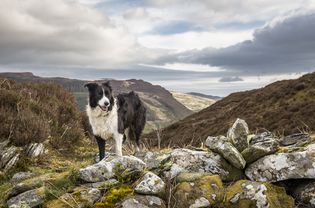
[86, 103, 118, 140]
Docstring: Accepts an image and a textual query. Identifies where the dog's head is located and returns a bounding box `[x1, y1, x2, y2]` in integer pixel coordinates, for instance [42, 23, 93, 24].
[84, 81, 114, 112]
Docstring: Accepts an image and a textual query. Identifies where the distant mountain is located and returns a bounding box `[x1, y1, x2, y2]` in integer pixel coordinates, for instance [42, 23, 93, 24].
[0, 72, 193, 132]
[145, 72, 315, 147]
[188, 92, 222, 100]
[171, 92, 216, 112]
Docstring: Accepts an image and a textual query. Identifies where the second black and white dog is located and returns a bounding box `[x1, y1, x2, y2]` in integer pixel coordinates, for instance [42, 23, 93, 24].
[85, 81, 146, 160]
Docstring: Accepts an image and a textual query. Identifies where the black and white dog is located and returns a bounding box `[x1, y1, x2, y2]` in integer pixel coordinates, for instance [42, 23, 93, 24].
[85, 81, 146, 160]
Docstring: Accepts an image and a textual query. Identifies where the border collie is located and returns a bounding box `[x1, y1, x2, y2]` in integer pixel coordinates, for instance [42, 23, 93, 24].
[85, 81, 146, 160]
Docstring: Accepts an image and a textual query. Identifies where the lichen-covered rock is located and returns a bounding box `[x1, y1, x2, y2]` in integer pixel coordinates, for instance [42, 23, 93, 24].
[164, 148, 243, 181]
[205, 136, 246, 169]
[245, 148, 315, 182]
[224, 180, 294, 208]
[80, 178, 119, 189]
[121, 195, 166, 208]
[176, 172, 214, 183]
[7, 187, 45, 208]
[280, 133, 312, 147]
[7, 183, 40, 199]
[174, 175, 224, 208]
[227, 118, 249, 152]
[241, 132, 279, 164]
[12, 172, 36, 182]
[142, 151, 171, 170]
[135, 172, 165, 195]
[79, 155, 146, 182]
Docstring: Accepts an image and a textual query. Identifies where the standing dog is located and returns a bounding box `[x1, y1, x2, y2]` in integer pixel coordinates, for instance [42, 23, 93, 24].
[85, 81, 146, 160]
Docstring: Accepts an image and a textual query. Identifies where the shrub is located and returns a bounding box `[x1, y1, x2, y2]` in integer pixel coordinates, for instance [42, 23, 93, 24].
[0, 78, 86, 150]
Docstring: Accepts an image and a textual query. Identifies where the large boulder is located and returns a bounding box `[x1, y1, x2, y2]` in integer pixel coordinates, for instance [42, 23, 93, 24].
[79, 155, 146, 182]
[224, 180, 294, 208]
[241, 132, 279, 164]
[245, 146, 315, 182]
[205, 136, 246, 169]
[164, 148, 243, 181]
[121, 195, 166, 208]
[7, 187, 46, 208]
[174, 175, 224, 208]
[227, 118, 249, 152]
[134, 172, 165, 195]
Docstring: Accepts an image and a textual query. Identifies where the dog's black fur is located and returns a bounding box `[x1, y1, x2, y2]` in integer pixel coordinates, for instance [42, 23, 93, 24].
[85, 81, 146, 160]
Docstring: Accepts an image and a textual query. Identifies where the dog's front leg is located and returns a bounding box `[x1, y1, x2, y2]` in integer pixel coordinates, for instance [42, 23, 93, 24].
[114, 133, 123, 156]
[95, 136, 105, 161]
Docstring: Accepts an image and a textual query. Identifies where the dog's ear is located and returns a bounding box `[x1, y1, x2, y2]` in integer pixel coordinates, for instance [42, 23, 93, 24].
[102, 81, 112, 91]
[84, 82, 98, 91]
[117, 94, 125, 107]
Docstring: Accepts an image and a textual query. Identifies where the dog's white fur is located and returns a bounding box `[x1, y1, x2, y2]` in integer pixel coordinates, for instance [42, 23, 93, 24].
[86, 98, 123, 156]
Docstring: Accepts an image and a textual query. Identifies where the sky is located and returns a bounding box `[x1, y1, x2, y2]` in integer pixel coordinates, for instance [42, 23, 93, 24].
[0, 0, 315, 96]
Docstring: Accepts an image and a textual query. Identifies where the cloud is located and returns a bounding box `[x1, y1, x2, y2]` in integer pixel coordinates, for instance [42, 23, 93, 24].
[0, 0, 158, 68]
[160, 12, 315, 75]
[219, 76, 244, 82]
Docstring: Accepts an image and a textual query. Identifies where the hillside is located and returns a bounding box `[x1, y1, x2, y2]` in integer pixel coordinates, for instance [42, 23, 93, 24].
[188, 92, 222, 100]
[145, 72, 315, 147]
[0, 72, 193, 132]
[171, 92, 216, 112]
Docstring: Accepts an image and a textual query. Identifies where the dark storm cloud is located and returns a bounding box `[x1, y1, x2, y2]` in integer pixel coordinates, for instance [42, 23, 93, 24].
[160, 12, 315, 75]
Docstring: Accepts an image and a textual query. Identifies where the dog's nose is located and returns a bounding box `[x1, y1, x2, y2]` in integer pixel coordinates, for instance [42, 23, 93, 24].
[104, 101, 110, 107]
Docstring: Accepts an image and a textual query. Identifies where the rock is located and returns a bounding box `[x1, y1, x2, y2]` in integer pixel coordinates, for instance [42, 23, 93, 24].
[205, 136, 246, 169]
[176, 172, 214, 183]
[224, 180, 294, 208]
[135, 172, 165, 195]
[121, 195, 166, 208]
[7, 183, 39, 199]
[241, 132, 279, 164]
[12, 172, 36, 181]
[289, 180, 315, 207]
[79, 155, 146, 182]
[227, 118, 249, 152]
[142, 151, 171, 170]
[7, 187, 45, 208]
[79, 188, 101, 206]
[0, 146, 20, 169]
[280, 133, 312, 147]
[80, 178, 119, 189]
[26, 143, 45, 158]
[5, 154, 20, 171]
[174, 175, 224, 208]
[164, 148, 243, 181]
[245, 147, 315, 182]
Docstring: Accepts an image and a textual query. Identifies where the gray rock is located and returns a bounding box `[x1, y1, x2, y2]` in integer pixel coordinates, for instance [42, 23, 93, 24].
[205, 136, 246, 169]
[80, 178, 119, 189]
[245, 147, 315, 182]
[7, 187, 45, 208]
[7, 183, 38, 199]
[241, 132, 279, 164]
[135, 172, 165, 195]
[227, 118, 249, 152]
[5, 154, 20, 171]
[189, 197, 211, 208]
[12, 172, 36, 181]
[142, 151, 171, 170]
[79, 188, 101, 205]
[0, 146, 19, 169]
[25, 143, 45, 158]
[79, 155, 146, 182]
[164, 148, 243, 181]
[121, 195, 166, 208]
[280, 133, 312, 147]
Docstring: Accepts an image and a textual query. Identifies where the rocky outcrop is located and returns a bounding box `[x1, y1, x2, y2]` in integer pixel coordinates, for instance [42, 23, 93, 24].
[241, 132, 279, 164]
[163, 148, 243, 181]
[205, 136, 246, 169]
[79, 155, 146, 182]
[7, 187, 46, 208]
[245, 146, 315, 182]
